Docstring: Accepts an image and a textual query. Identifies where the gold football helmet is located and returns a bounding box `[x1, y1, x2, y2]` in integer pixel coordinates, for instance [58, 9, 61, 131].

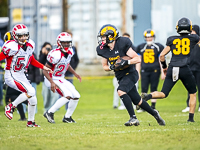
[4, 31, 14, 42]
[97, 24, 119, 45]
[143, 29, 155, 38]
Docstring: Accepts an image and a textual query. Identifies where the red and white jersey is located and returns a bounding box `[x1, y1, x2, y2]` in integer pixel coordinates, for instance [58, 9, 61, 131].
[2, 39, 35, 73]
[47, 48, 74, 79]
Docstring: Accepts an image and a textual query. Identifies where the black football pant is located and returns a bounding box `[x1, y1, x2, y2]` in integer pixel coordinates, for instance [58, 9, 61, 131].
[161, 65, 196, 97]
[141, 70, 161, 93]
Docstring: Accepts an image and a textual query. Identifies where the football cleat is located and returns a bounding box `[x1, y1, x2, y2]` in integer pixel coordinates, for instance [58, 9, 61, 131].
[141, 93, 151, 101]
[182, 107, 190, 112]
[154, 110, 165, 126]
[118, 105, 126, 110]
[27, 121, 40, 127]
[18, 118, 27, 121]
[63, 116, 76, 123]
[5, 103, 15, 120]
[187, 119, 195, 122]
[137, 109, 145, 113]
[113, 106, 118, 109]
[43, 111, 55, 123]
[124, 117, 140, 126]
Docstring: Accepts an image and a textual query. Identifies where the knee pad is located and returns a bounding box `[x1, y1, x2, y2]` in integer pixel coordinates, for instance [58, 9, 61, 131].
[73, 91, 80, 99]
[28, 96, 37, 105]
[27, 87, 36, 97]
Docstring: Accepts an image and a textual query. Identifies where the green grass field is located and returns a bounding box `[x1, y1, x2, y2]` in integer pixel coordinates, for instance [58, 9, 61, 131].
[0, 77, 200, 150]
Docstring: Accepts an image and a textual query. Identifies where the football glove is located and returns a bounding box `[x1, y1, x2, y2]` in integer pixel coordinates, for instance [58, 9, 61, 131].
[115, 58, 128, 70]
[109, 64, 116, 70]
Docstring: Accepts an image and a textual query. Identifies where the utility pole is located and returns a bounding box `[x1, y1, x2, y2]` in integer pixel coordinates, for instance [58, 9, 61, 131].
[121, 0, 126, 34]
[62, 0, 68, 31]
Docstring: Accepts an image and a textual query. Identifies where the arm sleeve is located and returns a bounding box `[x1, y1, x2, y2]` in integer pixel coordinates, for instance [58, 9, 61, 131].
[0, 52, 7, 61]
[30, 54, 44, 69]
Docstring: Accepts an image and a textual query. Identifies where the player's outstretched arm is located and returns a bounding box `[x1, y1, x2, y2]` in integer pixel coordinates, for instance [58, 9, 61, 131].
[68, 65, 81, 82]
[30, 54, 53, 73]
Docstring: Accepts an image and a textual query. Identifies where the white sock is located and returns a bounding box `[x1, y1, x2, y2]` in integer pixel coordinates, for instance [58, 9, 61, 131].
[48, 97, 69, 113]
[28, 104, 36, 122]
[12, 93, 28, 107]
[65, 99, 79, 118]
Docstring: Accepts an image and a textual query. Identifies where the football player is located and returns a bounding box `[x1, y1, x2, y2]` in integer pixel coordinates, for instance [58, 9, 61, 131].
[3, 31, 28, 121]
[96, 24, 165, 126]
[43, 32, 81, 124]
[136, 29, 165, 112]
[182, 24, 200, 113]
[112, 32, 137, 110]
[141, 17, 199, 122]
[3, 24, 52, 127]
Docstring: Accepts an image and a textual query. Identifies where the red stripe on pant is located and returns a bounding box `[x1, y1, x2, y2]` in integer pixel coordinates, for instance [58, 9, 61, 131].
[56, 88, 64, 97]
[14, 80, 27, 93]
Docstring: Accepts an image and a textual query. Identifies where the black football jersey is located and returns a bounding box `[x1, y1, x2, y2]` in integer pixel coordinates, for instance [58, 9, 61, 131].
[96, 37, 136, 79]
[166, 34, 199, 67]
[136, 43, 164, 71]
[189, 43, 200, 71]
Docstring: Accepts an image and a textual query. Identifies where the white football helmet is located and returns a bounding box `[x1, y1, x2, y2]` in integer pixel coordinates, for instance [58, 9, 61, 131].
[56, 32, 72, 53]
[12, 24, 29, 45]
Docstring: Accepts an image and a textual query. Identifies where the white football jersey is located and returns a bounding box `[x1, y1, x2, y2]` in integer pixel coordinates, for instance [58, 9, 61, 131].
[2, 39, 35, 73]
[47, 48, 74, 79]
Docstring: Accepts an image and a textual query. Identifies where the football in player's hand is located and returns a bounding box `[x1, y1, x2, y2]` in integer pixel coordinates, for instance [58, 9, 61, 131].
[114, 56, 131, 70]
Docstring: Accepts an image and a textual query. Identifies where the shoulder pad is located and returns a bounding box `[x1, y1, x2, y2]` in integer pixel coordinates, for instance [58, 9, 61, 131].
[26, 39, 35, 49]
[47, 49, 61, 64]
[68, 47, 74, 56]
[2, 40, 19, 56]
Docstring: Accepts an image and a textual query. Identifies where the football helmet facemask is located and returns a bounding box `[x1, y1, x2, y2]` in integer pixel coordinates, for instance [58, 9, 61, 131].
[176, 17, 192, 34]
[57, 32, 72, 53]
[97, 24, 119, 45]
[144, 29, 155, 45]
[12, 24, 29, 45]
[4, 31, 14, 42]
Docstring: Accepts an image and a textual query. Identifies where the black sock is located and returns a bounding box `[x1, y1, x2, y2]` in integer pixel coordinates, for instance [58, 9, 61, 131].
[188, 113, 194, 122]
[140, 100, 156, 116]
[120, 94, 136, 118]
[151, 102, 156, 109]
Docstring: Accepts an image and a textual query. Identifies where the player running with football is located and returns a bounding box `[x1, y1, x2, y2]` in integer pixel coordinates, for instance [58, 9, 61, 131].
[141, 17, 199, 122]
[3, 24, 52, 127]
[96, 24, 165, 126]
[43, 32, 81, 124]
[136, 29, 165, 112]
